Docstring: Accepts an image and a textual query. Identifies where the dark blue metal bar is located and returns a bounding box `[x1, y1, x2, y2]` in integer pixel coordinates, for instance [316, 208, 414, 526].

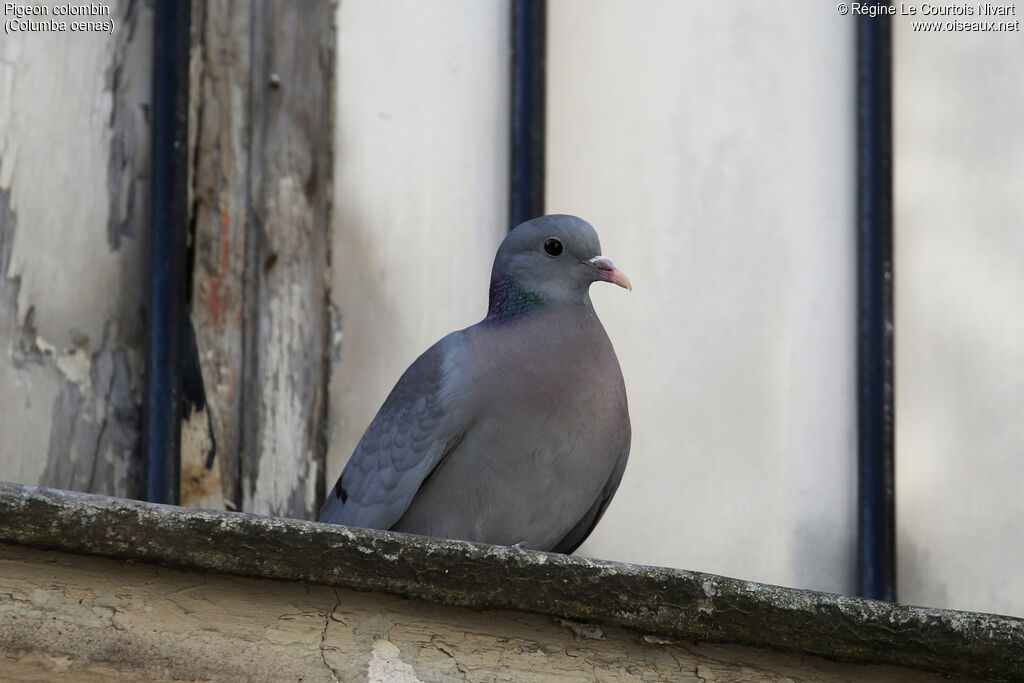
[856, 9, 895, 601]
[509, 0, 546, 230]
[144, 0, 192, 504]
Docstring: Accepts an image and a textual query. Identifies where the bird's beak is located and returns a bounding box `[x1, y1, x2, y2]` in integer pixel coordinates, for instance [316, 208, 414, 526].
[585, 256, 632, 291]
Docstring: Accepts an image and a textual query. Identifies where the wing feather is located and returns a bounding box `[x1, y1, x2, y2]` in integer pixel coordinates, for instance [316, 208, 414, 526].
[318, 332, 468, 529]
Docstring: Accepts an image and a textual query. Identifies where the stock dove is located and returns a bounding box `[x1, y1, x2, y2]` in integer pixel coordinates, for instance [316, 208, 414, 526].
[319, 214, 631, 553]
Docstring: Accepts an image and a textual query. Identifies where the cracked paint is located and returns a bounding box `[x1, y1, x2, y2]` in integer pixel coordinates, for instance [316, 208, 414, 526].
[1, 539, 997, 682]
[246, 175, 321, 518]
[319, 588, 342, 682]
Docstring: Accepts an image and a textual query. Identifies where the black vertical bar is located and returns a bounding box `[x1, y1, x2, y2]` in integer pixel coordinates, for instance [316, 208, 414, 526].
[856, 10, 895, 601]
[509, 0, 546, 230]
[145, 0, 192, 504]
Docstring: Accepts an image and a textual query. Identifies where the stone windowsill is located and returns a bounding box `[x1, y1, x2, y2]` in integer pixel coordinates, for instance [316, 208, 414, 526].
[0, 481, 1021, 680]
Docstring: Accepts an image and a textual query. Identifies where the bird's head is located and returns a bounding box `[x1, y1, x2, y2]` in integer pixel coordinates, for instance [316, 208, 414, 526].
[487, 215, 630, 320]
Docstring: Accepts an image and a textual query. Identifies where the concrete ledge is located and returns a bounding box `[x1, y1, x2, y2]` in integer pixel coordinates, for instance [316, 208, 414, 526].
[0, 481, 1021, 680]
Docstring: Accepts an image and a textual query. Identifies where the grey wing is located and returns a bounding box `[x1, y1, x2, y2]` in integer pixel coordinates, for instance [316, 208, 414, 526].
[319, 332, 468, 530]
[550, 427, 630, 555]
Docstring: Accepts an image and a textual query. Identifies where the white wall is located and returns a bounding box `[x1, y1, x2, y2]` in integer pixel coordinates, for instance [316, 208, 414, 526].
[547, 1, 857, 593]
[329, 0, 858, 596]
[894, 16, 1024, 617]
[328, 1, 510, 490]
[328, 1, 1024, 614]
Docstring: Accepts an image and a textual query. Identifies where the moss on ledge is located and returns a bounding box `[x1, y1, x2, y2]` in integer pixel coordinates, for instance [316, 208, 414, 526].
[0, 481, 1021, 680]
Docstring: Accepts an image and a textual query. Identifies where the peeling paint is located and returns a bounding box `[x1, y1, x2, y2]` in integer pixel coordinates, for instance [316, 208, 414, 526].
[0, 3, 150, 497]
[105, 0, 153, 251]
[39, 323, 141, 497]
[0, 188, 17, 321]
[247, 176, 320, 518]
[180, 404, 224, 510]
[559, 619, 606, 641]
[328, 300, 343, 364]
[0, 586, 120, 630]
[2, 193, 61, 485]
[201, 210, 233, 327]
[185, 0, 254, 513]
[4, 15, 117, 347]
[49, 344, 92, 391]
[368, 640, 422, 682]
[189, 1, 332, 519]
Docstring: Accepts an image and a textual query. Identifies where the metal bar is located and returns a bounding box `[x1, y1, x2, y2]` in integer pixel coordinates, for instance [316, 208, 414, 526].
[509, 0, 547, 230]
[144, 0, 192, 505]
[856, 9, 895, 601]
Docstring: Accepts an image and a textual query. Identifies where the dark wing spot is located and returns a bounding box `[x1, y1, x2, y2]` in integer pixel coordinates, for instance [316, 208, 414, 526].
[334, 480, 349, 503]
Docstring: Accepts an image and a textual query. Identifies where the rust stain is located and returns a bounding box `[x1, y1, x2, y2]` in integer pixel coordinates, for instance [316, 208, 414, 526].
[202, 211, 233, 327]
[180, 448, 225, 507]
[180, 405, 224, 509]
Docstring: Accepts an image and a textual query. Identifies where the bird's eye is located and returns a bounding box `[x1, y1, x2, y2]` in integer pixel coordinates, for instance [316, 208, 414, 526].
[543, 237, 563, 257]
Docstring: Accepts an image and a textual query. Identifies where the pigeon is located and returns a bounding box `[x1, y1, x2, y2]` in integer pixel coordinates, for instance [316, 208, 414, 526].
[319, 214, 631, 553]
